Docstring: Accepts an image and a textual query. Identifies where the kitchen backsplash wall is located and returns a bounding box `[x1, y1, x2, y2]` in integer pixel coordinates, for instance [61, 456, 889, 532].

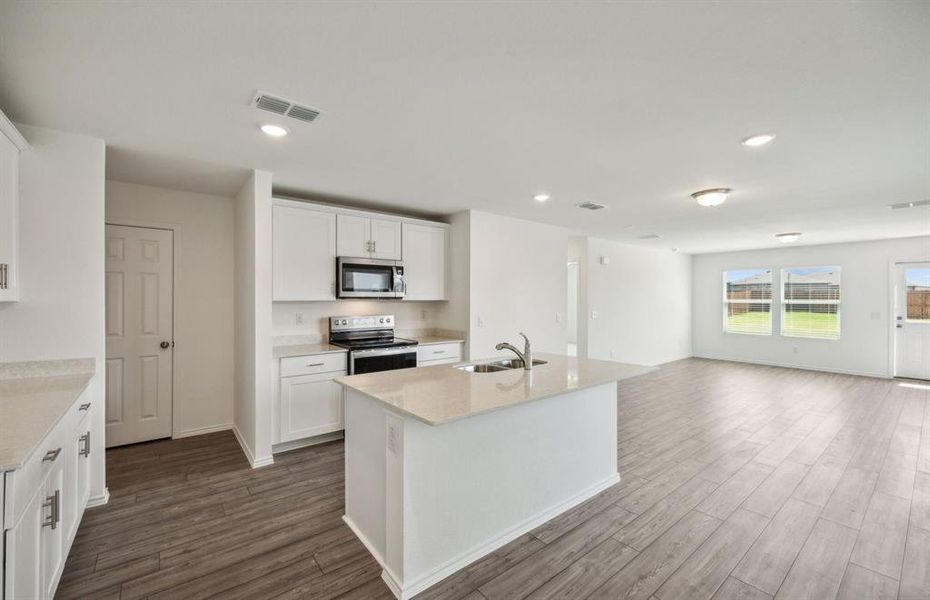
[272, 300, 447, 340]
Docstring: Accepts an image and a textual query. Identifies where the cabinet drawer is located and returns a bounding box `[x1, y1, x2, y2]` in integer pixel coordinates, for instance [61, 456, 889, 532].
[280, 352, 347, 377]
[417, 343, 462, 363]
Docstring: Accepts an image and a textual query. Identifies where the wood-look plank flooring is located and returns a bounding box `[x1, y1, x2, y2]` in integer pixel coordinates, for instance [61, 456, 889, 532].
[57, 358, 930, 599]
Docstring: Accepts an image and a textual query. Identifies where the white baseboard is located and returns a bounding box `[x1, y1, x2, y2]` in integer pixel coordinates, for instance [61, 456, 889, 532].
[86, 487, 110, 508]
[172, 423, 233, 439]
[352, 472, 621, 600]
[693, 354, 889, 379]
[272, 431, 344, 454]
[232, 424, 275, 469]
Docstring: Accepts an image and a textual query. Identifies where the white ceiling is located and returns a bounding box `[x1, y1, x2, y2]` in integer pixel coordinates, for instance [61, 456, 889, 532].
[0, 1, 927, 253]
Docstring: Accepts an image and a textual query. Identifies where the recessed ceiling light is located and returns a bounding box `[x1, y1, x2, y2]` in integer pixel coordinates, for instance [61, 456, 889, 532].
[741, 133, 776, 147]
[533, 193, 550, 202]
[260, 124, 289, 137]
[691, 188, 731, 207]
[775, 232, 801, 243]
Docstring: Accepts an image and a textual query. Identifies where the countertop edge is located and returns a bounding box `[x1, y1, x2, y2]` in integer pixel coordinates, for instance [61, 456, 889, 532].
[335, 361, 656, 427]
[0, 372, 94, 472]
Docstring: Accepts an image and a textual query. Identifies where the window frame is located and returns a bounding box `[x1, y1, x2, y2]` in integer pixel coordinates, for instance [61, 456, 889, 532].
[722, 268, 773, 336]
[779, 265, 841, 340]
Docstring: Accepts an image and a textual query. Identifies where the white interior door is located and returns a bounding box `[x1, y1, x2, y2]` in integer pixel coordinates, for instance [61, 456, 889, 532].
[895, 261, 930, 380]
[105, 224, 173, 446]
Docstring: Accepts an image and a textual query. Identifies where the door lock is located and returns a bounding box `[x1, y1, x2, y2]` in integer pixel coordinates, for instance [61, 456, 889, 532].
[160, 341, 171, 349]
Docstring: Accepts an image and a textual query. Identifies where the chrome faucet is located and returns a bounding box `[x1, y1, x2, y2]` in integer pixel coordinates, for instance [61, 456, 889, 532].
[495, 332, 533, 370]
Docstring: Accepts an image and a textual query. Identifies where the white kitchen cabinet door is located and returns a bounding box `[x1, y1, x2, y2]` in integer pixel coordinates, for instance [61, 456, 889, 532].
[280, 372, 344, 442]
[336, 214, 370, 257]
[0, 130, 19, 302]
[62, 418, 90, 543]
[402, 223, 447, 300]
[273, 204, 337, 301]
[42, 462, 65, 599]
[370, 218, 402, 260]
[4, 484, 44, 600]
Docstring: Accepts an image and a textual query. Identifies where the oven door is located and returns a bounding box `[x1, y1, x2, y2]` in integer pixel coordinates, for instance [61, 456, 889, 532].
[349, 346, 418, 375]
[337, 257, 400, 298]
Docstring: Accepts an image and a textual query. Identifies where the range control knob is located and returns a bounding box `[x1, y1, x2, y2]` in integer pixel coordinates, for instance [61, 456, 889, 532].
[341, 319, 347, 325]
[379, 318, 385, 323]
[386, 317, 391, 323]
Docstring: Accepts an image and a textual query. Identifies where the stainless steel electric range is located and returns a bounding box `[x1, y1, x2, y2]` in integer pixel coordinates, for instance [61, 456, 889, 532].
[329, 314, 418, 375]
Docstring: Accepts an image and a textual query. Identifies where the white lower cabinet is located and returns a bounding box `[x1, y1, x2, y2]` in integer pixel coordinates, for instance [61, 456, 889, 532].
[3, 388, 94, 600]
[277, 352, 348, 444]
[417, 342, 463, 367]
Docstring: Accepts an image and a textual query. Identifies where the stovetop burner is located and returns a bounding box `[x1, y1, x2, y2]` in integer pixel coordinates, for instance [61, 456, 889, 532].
[332, 336, 417, 351]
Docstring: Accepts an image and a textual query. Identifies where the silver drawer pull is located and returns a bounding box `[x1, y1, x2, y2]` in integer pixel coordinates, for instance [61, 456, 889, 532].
[80, 431, 91, 457]
[306, 362, 325, 367]
[79, 402, 91, 411]
[42, 490, 60, 529]
[42, 448, 62, 463]
[433, 350, 446, 354]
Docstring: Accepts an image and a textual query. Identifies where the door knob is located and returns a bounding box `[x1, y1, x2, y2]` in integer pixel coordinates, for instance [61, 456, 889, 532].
[160, 341, 170, 349]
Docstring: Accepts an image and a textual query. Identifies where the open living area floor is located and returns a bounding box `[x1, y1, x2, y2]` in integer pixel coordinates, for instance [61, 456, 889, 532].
[56, 358, 930, 600]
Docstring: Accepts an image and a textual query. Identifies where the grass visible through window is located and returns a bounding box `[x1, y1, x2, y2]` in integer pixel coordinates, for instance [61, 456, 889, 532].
[727, 311, 838, 335]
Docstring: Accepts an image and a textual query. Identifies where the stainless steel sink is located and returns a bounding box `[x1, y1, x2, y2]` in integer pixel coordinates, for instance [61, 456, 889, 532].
[456, 358, 548, 373]
[492, 358, 548, 369]
[457, 363, 510, 373]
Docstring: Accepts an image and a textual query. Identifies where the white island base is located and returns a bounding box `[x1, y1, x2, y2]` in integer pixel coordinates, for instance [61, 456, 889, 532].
[342, 381, 619, 599]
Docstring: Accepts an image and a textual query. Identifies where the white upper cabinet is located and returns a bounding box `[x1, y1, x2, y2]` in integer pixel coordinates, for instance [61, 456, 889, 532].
[335, 214, 370, 258]
[0, 118, 25, 303]
[337, 214, 402, 260]
[370, 219, 402, 260]
[273, 203, 337, 301]
[402, 223, 448, 300]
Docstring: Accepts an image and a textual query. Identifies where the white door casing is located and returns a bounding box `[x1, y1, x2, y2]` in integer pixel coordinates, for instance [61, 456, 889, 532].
[895, 261, 930, 380]
[105, 224, 173, 446]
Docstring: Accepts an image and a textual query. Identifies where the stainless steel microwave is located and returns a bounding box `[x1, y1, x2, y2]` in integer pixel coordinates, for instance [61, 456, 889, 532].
[336, 257, 406, 299]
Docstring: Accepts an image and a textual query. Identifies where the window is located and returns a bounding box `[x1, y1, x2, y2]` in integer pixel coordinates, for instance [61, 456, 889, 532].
[724, 269, 772, 334]
[781, 266, 841, 339]
[906, 267, 930, 322]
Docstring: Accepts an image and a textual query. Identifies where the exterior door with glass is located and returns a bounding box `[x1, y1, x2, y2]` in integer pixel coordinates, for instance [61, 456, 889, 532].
[895, 262, 930, 380]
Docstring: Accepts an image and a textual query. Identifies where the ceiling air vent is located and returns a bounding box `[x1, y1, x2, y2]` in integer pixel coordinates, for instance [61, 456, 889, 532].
[637, 233, 663, 240]
[577, 201, 607, 211]
[889, 199, 930, 210]
[252, 91, 322, 123]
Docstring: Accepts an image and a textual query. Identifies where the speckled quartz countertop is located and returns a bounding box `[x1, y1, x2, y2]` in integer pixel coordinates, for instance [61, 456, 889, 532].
[335, 353, 655, 426]
[0, 359, 95, 471]
[273, 343, 347, 359]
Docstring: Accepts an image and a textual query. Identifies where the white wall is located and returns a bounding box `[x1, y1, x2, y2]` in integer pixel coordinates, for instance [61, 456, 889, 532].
[0, 125, 107, 500]
[467, 211, 568, 359]
[105, 180, 235, 437]
[584, 238, 693, 366]
[234, 170, 274, 467]
[436, 211, 470, 352]
[692, 236, 930, 378]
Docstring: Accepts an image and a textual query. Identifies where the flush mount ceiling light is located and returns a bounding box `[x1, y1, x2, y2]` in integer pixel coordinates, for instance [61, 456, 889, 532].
[533, 193, 550, 202]
[741, 133, 776, 147]
[691, 188, 731, 207]
[260, 124, 289, 137]
[889, 199, 930, 210]
[775, 232, 802, 243]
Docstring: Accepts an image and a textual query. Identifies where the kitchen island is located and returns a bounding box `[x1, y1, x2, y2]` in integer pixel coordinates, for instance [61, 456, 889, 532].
[335, 353, 653, 599]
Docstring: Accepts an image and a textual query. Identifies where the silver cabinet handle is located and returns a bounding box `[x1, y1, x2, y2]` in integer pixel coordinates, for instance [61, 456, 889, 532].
[42, 448, 62, 463]
[79, 402, 91, 411]
[42, 490, 60, 529]
[80, 431, 91, 457]
[0, 263, 7, 289]
[433, 350, 446, 354]
[306, 362, 325, 368]
[373, 240, 377, 253]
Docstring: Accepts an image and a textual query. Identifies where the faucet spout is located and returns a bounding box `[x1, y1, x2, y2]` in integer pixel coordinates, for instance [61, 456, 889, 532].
[495, 333, 533, 370]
